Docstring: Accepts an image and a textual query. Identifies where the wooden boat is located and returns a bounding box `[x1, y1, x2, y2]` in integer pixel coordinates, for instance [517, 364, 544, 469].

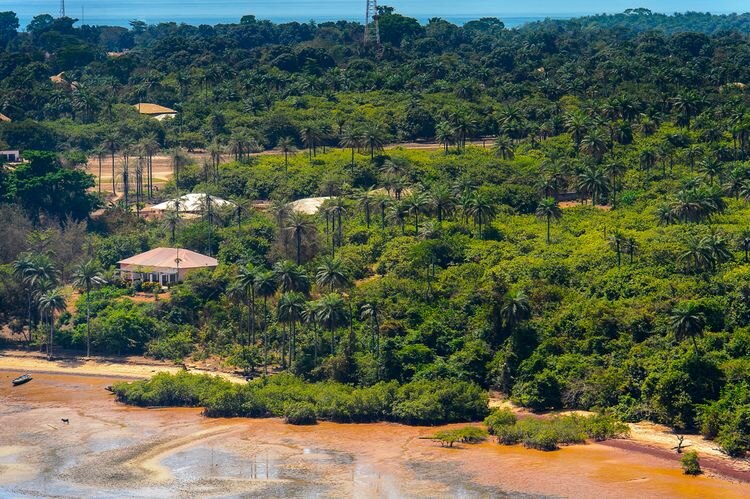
[12, 374, 32, 386]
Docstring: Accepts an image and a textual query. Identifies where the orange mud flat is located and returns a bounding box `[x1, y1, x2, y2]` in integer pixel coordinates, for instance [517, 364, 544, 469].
[0, 370, 748, 498]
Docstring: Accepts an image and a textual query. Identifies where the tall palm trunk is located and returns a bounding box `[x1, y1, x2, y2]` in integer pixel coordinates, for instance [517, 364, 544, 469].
[111, 152, 116, 194]
[86, 285, 92, 357]
[47, 315, 54, 361]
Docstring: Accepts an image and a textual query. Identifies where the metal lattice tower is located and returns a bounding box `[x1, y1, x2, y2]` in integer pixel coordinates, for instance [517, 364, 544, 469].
[364, 0, 380, 45]
[59, 0, 66, 18]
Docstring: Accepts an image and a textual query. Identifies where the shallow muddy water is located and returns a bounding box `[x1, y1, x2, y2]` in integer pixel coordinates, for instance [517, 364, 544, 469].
[0, 370, 748, 498]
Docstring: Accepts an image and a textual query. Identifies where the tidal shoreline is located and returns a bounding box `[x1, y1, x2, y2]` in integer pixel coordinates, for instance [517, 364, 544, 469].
[1, 368, 748, 497]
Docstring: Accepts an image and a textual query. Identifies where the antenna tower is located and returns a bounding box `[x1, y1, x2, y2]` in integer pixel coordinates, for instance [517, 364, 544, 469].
[59, 0, 66, 18]
[364, 0, 380, 45]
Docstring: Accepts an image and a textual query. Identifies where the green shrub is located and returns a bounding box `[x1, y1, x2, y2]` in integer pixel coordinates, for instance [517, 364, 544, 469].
[680, 451, 702, 475]
[431, 430, 463, 447]
[581, 414, 630, 441]
[430, 427, 488, 447]
[392, 378, 489, 425]
[146, 328, 195, 361]
[717, 431, 748, 458]
[523, 428, 560, 451]
[495, 424, 524, 445]
[284, 402, 317, 425]
[484, 408, 518, 435]
[113, 373, 486, 426]
[456, 426, 489, 443]
[112, 371, 231, 407]
[492, 414, 627, 451]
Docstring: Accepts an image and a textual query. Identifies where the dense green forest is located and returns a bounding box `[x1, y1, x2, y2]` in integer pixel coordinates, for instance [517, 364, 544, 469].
[1, 7, 750, 455]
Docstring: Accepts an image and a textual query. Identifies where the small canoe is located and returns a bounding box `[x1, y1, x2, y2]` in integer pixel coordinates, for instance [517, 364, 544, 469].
[12, 374, 32, 386]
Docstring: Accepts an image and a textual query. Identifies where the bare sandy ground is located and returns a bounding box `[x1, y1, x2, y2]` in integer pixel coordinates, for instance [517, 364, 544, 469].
[0, 349, 246, 383]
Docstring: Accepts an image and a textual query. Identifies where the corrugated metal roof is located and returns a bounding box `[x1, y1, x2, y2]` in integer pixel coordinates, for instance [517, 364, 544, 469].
[148, 193, 236, 212]
[134, 103, 177, 115]
[118, 247, 218, 269]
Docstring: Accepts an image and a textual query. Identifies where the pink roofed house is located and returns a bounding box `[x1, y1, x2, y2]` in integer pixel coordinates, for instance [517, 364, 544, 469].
[117, 247, 218, 286]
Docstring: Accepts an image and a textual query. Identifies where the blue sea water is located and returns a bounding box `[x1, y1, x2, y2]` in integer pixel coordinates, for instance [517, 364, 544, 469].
[9, 0, 582, 28]
[5, 0, 741, 29]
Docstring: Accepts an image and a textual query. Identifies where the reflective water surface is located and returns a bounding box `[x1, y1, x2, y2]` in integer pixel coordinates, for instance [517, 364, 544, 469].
[1, 370, 748, 498]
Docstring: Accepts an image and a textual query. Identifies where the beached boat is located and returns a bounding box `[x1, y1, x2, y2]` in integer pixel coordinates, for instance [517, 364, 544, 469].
[12, 374, 32, 386]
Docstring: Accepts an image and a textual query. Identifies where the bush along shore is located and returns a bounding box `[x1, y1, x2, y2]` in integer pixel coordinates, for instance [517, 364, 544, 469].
[485, 408, 630, 451]
[111, 371, 489, 425]
[112, 371, 629, 453]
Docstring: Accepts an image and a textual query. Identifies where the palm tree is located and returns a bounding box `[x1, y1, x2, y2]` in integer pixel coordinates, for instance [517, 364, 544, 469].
[255, 271, 278, 374]
[339, 127, 363, 166]
[162, 210, 182, 244]
[316, 256, 350, 292]
[277, 291, 306, 365]
[207, 139, 224, 180]
[564, 111, 590, 151]
[316, 293, 347, 354]
[493, 135, 515, 160]
[302, 300, 321, 364]
[375, 194, 390, 228]
[277, 136, 296, 172]
[404, 192, 429, 234]
[15, 254, 57, 342]
[170, 148, 188, 187]
[285, 211, 315, 265]
[738, 229, 750, 263]
[671, 91, 701, 128]
[609, 230, 626, 267]
[273, 260, 310, 294]
[360, 301, 384, 356]
[12, 254, 37, 344]
[93, 144, 106, 195]
[468, 193, 497, 239]
[500, 290, 531, 330]
[536, 197, 562, 244]
[235, 265, 259, 345]
[698, 157, 723, 186]
[354, 187, 376, 229]
[363, 123, 387, 159]
[435, 121, 455, 154]
[38, 288, 67, 361]
[103, 134, 120, 194]
[451, 113, 476, 149]
[580, 128, 609, 163]
[685, 234, 712, 271]
[142, 135, 160, 199]
[300, 124, 323, 160]
[605, 161, 627, 208]
[670, 304, 705, 352]
[428, 184, 454, 224]
[73, 260, 106, 358]
[327, 197, 348, 250]
[623, 236, 638, 264]
[577, 165, 609, 205]
[639, 148, 657, 182]
[723, 168, 746, 200]
[387, 200, 409, 235]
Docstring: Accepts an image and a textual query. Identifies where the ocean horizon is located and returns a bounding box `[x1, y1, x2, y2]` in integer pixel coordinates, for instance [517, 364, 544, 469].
[9, 1, 741, 29]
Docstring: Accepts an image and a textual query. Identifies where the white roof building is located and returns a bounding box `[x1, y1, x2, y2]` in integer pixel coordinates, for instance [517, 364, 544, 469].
[148, 193, 236, 213]
[287, 197, 332, 215]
